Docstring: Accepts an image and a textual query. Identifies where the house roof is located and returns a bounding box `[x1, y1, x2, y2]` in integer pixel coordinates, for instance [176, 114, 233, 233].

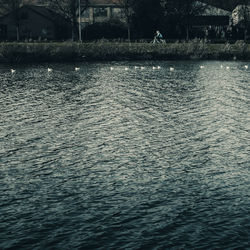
[199, 0, 250, 11]
[88, 0, 123, 7]
[0, 5, 69, 25]
[27, 5, 71, 25]
[22, 0, 123, 7]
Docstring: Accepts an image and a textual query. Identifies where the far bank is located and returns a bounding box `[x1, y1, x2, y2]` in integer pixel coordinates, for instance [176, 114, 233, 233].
[0, 41, 249, 63]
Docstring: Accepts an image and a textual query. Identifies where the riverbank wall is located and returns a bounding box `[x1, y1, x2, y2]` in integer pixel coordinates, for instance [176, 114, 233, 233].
[0, 40, 249, 63]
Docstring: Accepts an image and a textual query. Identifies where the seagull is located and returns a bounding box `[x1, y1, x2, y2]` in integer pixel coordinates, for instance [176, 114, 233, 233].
[141, 66, 145, 70]
[48, 68, 52, 72]
[220, 65, 223, 68]
[110, 67, 114, 71]
[157, 66, 161, 69]
[75, 67, 80, 71]
[11, 69, 16, 73]
[170, 67, 174, 71]
[200, 65, 205, 69]
[226, 66, 230, 69]
[153, 66, 157, 70]
[125, 67, 129, 71]
[244, 65, 248, 69]
[134, 66, 139, 69]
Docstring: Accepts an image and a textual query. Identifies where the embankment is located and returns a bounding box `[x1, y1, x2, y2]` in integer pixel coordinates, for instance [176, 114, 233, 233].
[0, 40, 249, 63]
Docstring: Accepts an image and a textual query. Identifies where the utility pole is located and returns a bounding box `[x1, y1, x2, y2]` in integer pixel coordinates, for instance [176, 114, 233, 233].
[79, 0, 82, 42]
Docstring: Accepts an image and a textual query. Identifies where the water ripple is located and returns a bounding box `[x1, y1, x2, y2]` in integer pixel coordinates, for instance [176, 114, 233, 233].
[0, 61, 249, 249]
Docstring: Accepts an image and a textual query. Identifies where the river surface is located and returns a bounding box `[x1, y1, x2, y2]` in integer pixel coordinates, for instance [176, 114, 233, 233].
[0, 61, 249, 249]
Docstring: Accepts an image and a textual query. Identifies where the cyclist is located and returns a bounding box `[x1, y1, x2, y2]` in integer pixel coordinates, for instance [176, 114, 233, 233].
[153, 30, 164, 43]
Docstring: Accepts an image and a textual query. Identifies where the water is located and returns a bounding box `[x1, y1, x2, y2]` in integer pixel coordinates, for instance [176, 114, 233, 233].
[0, 61, 249, 249]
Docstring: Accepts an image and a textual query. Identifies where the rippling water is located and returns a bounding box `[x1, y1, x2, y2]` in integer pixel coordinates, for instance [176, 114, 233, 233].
[0, 61, 249, 249]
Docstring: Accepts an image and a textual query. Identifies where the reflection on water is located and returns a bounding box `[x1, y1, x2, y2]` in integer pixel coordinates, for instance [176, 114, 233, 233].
[0, 61, 249, 249]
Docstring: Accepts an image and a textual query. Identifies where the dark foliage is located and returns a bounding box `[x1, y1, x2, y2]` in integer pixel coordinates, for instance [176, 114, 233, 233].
[131, 0, 165, 39]
[83, 20, 127, 40]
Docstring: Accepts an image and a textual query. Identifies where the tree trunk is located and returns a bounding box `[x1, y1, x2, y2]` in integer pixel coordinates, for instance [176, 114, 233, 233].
[127, 24, 131, 42]
[186, 14, 190, 41]
[16, 25, 19, 41]
[71, 21, 78, 41]
[71, 26, 74, 41]
[186, 25, 189, 41]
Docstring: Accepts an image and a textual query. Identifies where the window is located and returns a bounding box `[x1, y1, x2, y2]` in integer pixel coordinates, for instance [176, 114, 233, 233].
[82, 8, 90, 18]
[94, 7, 108, 17]
[112, 8, 123, 18]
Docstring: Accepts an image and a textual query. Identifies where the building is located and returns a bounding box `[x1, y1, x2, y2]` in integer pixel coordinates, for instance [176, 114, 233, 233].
[80, 0, 125, 27]
[190, 2, 231, 28]
[199, 0, 241, 12]
[21, 0, 49, 6]
[21, 0, 126, 27]
[198, 1, 250, 39]
[200, 0, 250, 26]
[184, 1, 230, 39]
[0, 5, 71, 41]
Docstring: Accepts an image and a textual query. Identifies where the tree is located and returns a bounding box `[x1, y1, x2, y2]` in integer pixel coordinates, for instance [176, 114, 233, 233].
[48, 0, 89, 41]
[116, 0, 137, 41]
[241, 0, 250, 41]
[132, 0, 164, 39]
[232, 0, 250, 40]
[162, 0, 207, 40]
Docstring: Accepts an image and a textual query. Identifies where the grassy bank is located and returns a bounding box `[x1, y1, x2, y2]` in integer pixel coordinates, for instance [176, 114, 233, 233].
[0, 40, 250, 63]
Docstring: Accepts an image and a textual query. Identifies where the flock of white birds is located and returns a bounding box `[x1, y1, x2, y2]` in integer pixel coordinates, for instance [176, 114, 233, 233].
[9, 64, 248, 74]
[108, 65, 248, 71]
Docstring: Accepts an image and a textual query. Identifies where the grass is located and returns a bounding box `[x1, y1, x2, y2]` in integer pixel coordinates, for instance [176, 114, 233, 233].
[0, 40, 249, 63]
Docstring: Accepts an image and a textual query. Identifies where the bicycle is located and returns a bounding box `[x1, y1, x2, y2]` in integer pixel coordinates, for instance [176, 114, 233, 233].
[151, 37, 166, 44]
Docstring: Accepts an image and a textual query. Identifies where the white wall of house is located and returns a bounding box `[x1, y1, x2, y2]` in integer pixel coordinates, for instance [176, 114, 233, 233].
[80, 5, 125, 27]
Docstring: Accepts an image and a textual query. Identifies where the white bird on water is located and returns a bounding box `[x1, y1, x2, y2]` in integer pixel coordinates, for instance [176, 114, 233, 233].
[170, 67, 174, 71]
[141, 66, 145, 70]
[134, 66, 139, 69]
[48, 68, 52, 72]
[200, 65, 205, 69]
[125, 67, 129, 71]
[75, 67, 80, 71]
[110, 67, 114, 71]
[153, 66, 157, 70]
[220, 65, 223, 68]
[11, 69, 16, 73]
[226, 66, 230, 69]
[244, 65, 248, 69]
[157, 66, 161, 69]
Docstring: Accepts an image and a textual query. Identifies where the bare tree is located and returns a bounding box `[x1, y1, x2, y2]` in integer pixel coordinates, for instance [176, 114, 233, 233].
[48, 0, 88, 41]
